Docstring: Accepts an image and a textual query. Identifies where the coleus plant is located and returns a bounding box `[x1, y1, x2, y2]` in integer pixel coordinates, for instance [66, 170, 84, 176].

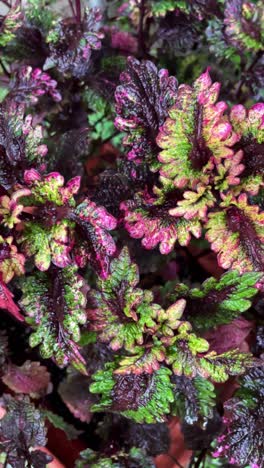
[87, 249, 260, 423]
[0, 0, 263, 467]
[121, 66, 264, 273]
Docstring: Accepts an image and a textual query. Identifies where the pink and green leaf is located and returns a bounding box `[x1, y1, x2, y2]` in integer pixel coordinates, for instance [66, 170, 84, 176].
[0, 194, 25, 229]
[24, 170, 80, 206]
[114, 343, 166, 375]
[73, 199, 117, 278]
[157, 69, 238, 190]
[0, 236, 25, 283]
[206, 193, 264, 272]
[121, 195, 201, 254]
[0, 5, 23, 47]
[19, 266, 87, 372]
[19, 219, 74, 271]
[10, 66, 61, 104]
[230, 103, 264, 195]
[169, 185, 216, 220]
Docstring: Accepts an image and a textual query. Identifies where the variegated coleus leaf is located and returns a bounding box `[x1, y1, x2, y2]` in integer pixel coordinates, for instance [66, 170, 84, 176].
[151, 0, 215, 19]
[230, 103, 264, 195]
[115, 343, 166, 375]
[0, 236, 25, 283]
[235, 366, 264, 404]
[0, 102, 47, 190]
[87, 247, 161, 351]
[174, 270, 262, 331]
[10, 66, 62, 104]
[213, 149, 245, 192]
[19, 265, 88, 373]
[115, 56, 178, 165]
[0, 190, 27, 229]
[0, 4, 23, 47]
[19, 170, 80, 271]
[0, 395, 51, 468]
[172, 375, 216, 425]
[46, 8, 104, 78]
[151, 0, 189, 17]
[24, 169, 80, 207]
[164, 321, 210, 376]
[169, 184, 216, 220]
[165, 322, 256, 382]
[224, 0, 264, 52]
[121, 193, 201, 255]
[157, 69, 238, 190]
[20, 171, 117, 274]
[153, 298, 187, 338]
[198, 349, 257, 383]
[72, 199, 117, 278]
[86, 244, 185, 356]
[90, 362, 174, 423]
[206, 193, 264, 273]
[213, 368, 264, 467]
[19, 219, 75, 272]
[102, 299, 187, 374]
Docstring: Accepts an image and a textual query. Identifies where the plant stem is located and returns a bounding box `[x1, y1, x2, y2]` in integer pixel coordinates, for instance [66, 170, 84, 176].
[75, 0, 81, 23]
[137, 0, 146, 57]
[68, 0, 75, 17]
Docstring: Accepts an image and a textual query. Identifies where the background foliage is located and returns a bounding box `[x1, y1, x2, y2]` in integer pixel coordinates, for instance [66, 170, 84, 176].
[0, 0, 263, 467]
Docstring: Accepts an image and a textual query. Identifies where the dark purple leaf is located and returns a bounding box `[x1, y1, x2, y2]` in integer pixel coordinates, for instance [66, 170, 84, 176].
[0, 395, 51, 468]
[47, 8, 103, 79]
[0, 102, 47, 190]
[115, 57, 177, 164]
[204, 317, 253, 354]
[72, 199, 117, 278]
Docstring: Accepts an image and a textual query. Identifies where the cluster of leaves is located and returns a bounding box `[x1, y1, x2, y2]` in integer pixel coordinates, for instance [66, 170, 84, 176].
[87, 248, 261, 425]
[120, 65, 264, 274]
[213, 367, 264, 467]
[0, 0, 263, 467]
